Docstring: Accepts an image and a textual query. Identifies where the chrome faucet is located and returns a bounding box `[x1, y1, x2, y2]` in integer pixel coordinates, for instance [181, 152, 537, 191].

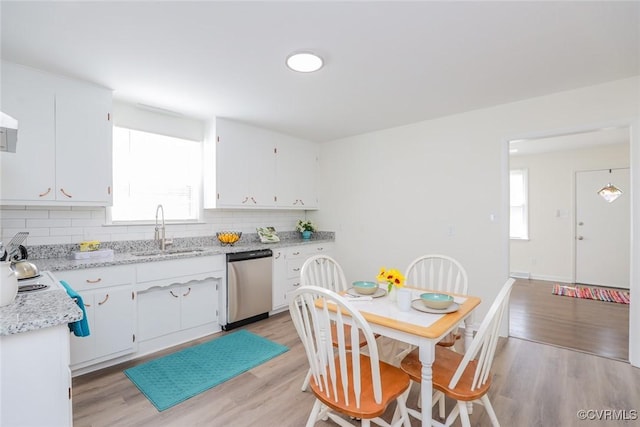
[154, 204, 172, 250]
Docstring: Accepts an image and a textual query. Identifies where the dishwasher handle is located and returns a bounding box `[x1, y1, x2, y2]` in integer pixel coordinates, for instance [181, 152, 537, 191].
[227, 249, 273, 262]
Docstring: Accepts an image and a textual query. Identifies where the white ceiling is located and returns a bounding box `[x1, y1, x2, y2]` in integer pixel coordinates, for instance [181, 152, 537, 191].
[509, 127, 630, 156]
[1, 1, 638, 142]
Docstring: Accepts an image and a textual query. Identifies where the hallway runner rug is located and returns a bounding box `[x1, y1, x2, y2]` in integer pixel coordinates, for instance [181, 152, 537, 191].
[124, 329, 288, 411]
[552, 284, 630, 304]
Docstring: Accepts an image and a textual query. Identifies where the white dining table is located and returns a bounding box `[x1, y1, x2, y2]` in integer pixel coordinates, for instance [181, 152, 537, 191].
[332, 287, 482, 427]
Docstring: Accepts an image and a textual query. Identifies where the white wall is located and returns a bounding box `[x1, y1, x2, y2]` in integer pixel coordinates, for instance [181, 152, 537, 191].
[510, 143, 630, 282]
[313, 76, 640, 367]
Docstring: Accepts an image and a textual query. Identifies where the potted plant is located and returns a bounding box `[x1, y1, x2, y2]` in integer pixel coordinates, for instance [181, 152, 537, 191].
[296, 220, 316, 239]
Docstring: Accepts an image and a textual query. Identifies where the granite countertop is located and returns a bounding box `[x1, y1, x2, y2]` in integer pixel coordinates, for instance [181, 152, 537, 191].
[32, 233, 335, 272]
[0, 286, 83, 336]
[1, 232, 334, 336]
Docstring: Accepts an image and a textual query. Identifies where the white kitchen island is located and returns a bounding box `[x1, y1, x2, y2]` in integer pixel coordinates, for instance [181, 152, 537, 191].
[0, 273, 82, 427]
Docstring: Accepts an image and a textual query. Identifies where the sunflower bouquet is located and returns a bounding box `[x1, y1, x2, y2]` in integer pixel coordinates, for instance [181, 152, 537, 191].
[377, 267, 405, 293]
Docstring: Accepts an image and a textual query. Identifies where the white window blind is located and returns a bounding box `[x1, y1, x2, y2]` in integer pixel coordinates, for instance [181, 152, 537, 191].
[111, 127, 201, 222]
[510, 169, 529, 240]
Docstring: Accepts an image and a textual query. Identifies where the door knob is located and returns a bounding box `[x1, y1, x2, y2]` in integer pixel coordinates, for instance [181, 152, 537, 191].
[577, 236, 584, 240]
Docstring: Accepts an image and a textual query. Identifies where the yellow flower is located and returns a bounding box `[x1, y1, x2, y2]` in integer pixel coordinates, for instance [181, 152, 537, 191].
[377, 267, 405, 293]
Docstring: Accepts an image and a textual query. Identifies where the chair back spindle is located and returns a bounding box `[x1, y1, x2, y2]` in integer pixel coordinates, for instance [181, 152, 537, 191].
[289, 286, 383, 407]
[301, 255, 348, 292]
[448, 278, 515, 390]
[404, 254, 469, 294]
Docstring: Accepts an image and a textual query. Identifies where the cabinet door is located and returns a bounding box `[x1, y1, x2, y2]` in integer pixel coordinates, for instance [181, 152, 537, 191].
[137, 286, 181, 341]
[55, 79, 113, 204]
[272, 249, 287, 310]
[0, 62, 56, 202]
[180, 278, 218, 330]
[69, 292, 96, 366]
[215, 118, 276, 207]
[92, 286, 134, 358]
[276, 138, 319, 209]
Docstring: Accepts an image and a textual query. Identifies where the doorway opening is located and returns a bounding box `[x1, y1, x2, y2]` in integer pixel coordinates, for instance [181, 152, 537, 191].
[507, 126, 631, 361]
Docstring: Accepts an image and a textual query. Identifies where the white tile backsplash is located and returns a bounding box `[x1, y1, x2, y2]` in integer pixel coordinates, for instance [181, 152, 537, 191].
[0, 206, 306, 245]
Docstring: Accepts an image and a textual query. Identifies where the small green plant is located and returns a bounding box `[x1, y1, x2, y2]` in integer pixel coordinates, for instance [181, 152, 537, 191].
[296, 219, 316, 232]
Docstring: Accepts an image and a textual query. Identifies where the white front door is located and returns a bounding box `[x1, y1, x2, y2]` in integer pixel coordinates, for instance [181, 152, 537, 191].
[575, 168, 630, 289]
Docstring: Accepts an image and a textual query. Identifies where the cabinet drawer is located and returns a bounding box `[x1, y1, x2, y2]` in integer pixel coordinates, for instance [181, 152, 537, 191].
[286, 258, 305, 279]
[136, 255, 225, 284]
[57, 265, 134, 291]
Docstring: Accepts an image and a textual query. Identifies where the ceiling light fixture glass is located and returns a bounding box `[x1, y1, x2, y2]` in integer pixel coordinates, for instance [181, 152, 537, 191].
[286, 52, 323, 73]
[597, 183, 622, 203]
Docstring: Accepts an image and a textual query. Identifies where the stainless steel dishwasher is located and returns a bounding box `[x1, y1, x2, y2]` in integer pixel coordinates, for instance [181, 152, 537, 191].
[223, 249, 273, 330]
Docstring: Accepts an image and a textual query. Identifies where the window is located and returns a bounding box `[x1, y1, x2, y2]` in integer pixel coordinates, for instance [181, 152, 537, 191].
[111, 127, 201, 222]
[510, 169, 529, 240]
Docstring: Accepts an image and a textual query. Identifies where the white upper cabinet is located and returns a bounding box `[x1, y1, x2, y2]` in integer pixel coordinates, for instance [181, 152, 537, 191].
[0, 61, 113, 206]
[1, 62, 56, 201]
[214, 118, 276, 208]
[275, 136, 318, 208]
[205, 117, 319, 209]
[55, 78, 113, 204]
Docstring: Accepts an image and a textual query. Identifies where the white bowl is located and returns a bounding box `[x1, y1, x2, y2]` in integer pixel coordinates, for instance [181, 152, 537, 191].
[352, 281, 378, 295]
[420, 293, 454, 310]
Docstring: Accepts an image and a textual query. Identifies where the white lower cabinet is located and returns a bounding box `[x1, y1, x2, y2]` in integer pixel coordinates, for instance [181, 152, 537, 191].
[272, 243, 334, 311]
[56, 265, 136, 370]
[0, 325, 72, 427]
[135, 255, 224, 355]
[137, 278, 218, 341]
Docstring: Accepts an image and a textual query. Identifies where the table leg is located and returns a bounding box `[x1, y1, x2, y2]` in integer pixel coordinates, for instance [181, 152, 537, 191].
[419, 340, 435, 427]
[463, 315, 474, 415]
[464, 315, 474, 351]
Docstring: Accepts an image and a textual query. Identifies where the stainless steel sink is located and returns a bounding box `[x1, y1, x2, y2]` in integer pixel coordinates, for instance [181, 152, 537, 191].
[131, 248, 206, 257]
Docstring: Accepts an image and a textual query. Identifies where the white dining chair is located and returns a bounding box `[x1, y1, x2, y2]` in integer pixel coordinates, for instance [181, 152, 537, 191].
[289, 285, 412, 427]
[391, 255, 470, 364]
[299, 254, 376, 391]
[300, 254, 349, 293]
[399, 278, 515, 426]
[389, 254, 470, 416]
[404, 254, 469, 296]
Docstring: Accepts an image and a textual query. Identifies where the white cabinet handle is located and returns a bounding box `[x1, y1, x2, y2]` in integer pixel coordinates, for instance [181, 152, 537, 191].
[97, 294, 109, 305]
[169, 290, 179, 298]
[86, 278, 102, 284]
[183, 287, 191, 297]
[60, 188, 73, 198]
[39, 188, 52, 197]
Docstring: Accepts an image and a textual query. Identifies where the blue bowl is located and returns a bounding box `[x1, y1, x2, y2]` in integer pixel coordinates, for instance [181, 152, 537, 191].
[420, 292, 454, 309]
[352, 281, 379, 295]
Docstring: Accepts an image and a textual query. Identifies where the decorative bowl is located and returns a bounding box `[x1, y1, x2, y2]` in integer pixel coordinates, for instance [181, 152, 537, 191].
[352, 281, 379, 295]
[420, 293, 454, 310]
[216, 231, 242, 246]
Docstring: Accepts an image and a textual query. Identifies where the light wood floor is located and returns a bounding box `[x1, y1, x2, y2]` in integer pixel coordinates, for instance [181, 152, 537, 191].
[509, 278, 630, 361]
[73, 308, 640, 427]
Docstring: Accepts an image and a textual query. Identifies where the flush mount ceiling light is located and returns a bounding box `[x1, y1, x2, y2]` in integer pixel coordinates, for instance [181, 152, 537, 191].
[286, 52, 323, 73]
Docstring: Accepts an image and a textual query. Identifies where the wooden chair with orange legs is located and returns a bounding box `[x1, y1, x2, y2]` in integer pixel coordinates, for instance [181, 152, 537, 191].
[289, 286, 412, 427]
[399, 278, 515, 427]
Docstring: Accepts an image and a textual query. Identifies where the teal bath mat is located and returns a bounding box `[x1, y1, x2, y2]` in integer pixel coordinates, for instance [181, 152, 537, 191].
[124, 330, 288, 411]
